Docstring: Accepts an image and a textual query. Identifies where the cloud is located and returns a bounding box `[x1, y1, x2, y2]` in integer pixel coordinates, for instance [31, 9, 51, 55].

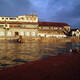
[39, 0, 80, 27]
[0, 0, 33, 16]
[0, 0, 80, 28]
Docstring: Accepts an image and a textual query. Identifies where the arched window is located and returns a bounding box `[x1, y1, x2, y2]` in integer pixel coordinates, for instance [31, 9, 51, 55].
[0, 32, 5, 36]
[7, 32, 12, 36]
[20, 32, 24, 36]
[25, 32, 30, 36]
[31, 32, 36, 36]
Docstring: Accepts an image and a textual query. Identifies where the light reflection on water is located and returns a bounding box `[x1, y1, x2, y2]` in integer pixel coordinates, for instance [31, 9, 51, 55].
[0, 42, 80, 69]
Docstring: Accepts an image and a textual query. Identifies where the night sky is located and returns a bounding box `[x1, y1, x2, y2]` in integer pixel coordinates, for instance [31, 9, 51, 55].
[0, 0, 80, 28]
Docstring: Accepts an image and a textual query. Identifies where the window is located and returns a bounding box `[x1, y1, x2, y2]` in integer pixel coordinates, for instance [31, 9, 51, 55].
[59, 27, 62, 30]
[6, 18, 8, 20]
[53, 27, 58, 30]
[5, 24, 7, 27]
[51, 27, 53, 30]
[10, 18, 16, 20]
[26, 17, 28, 20]
[39, 34, 45, 37]
[0, 25, 4, 27]
[0, 32, 5, 36]
[2, 18, 4, 20]
[39, 27, 42, 29]
[72, 31, 75, 35]
[25, 32, 30, 36]
[7, 32, 12, 36]
[21, 17, 24, 20]
[30, 17, 32, 20]
[43, 27, 49, 30]
[34, 17, 36, 20]
[20, 32, 24, 36]
[31, 32, 36, 36]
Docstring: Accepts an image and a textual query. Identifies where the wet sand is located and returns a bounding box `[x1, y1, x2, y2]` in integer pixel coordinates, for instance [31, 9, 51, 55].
[0, 53, 80, 80]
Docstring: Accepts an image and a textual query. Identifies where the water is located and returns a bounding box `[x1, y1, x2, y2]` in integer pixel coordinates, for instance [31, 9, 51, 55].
[0, 42, 80, 69]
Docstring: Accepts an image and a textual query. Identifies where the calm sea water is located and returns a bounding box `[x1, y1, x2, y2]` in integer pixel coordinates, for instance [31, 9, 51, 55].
[0, 42, 80, 69]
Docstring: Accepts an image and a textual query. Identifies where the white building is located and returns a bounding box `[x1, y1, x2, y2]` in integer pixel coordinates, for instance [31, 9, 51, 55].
[0, 15, 38, 23]
[71, 29, 80, 37]
[0, 15, 71, 39]
[38, 22, 70, 38]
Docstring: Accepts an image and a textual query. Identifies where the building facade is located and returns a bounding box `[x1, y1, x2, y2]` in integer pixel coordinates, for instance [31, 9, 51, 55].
[70, 29, 80, 37]
[0, 15, 38, 22]
[38, 22, 70, 38]
[0, 15, 71, 39]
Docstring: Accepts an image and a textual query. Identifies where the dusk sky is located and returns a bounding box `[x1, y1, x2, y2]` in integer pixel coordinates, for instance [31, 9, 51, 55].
[0, 0, 80, 28]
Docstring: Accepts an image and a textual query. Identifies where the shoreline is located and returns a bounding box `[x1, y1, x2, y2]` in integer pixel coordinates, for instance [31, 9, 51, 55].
[0, 53, 80, 80]
[0, 36, 80, 43]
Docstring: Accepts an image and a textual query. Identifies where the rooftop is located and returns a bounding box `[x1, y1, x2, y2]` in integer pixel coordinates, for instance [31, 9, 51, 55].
[0, 21, 70, 27]
[71, 28, 80, 31]
[39, 22, 70, 27]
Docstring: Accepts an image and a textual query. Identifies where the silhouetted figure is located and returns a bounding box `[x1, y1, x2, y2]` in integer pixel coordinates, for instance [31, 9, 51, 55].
[71, 48, 80, 55]
[70, 49, 72, 53]
[17, 35, 22, 43]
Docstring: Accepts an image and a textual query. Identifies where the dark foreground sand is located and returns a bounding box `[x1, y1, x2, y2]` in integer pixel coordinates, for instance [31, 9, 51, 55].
[0, 54, 80, 80]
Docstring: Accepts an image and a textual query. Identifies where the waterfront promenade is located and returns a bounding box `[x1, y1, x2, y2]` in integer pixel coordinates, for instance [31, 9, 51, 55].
[0, 36, 80, 43]
[0, 53, 80, 80]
